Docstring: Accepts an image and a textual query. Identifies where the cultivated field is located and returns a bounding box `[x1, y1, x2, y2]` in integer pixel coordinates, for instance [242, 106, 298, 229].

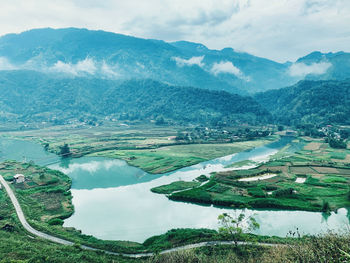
[156, 138, 350, 212]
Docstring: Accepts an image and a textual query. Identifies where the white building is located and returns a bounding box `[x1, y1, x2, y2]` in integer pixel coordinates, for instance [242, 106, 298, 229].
[14, 174, 25, 183]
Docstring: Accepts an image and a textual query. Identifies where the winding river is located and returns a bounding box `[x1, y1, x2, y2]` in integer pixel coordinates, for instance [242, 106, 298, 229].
[0, 137, 349, 243]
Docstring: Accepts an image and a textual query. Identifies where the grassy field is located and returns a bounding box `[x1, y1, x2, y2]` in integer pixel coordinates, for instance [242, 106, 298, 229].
[0, 161, 281, 256]
[157, 138, 350, 212]
[1, 160, 349, 262]
[148, 232, 350, 263]
[89, 138, 277, 174]
[151, 181, 201, 194]
[2, 124, 278, 174]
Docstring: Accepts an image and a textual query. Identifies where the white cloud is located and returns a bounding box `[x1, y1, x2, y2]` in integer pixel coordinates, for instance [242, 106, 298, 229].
[173, 56, 205, 68]
[0, 57, 16, 70]
[101, 61, 120, 78]
[288, 61, 332, 77]
[0, 55, 125, 79]
[210, 61, 249, 81]
[51, 159, 126, 174]
[50, 58, 97, 75]
[0, 0, 349, 62]
[75, 58, 97, 74]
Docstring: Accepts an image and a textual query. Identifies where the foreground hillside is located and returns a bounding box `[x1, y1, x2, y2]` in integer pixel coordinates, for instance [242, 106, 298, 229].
[0, 70, 270, 125]
[255, 79, 350, 125]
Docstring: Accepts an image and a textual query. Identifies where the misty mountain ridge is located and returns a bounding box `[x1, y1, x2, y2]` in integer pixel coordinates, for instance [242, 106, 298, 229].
[0, 70, 271, 125]
[0, 28, 349, 94]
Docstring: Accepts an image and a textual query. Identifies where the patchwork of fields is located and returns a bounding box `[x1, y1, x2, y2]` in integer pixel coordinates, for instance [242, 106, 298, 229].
[155, 138, 350, 212]
[3, 124, 277, 174]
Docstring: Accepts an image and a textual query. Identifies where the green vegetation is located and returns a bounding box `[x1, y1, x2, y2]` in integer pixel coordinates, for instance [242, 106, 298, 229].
[151, 181, 201, 194]
[143, 228, 217, 251]
[0, 162, 284, 259]
[148, 231, 350, 263]
[255, 79, 350, 125]
[59, 143, 72, 157]
[89, 138, 277, 173]
[218, 212, 259, 247]
[0, 231, 137, 263]
[158, 138, 350, 211]
[226, 160, 256, 168]
[328, 137, 347, 149]
[6, 125, 277, 174]
[196, 175, 209, 182]
[0, 70, 270, 126]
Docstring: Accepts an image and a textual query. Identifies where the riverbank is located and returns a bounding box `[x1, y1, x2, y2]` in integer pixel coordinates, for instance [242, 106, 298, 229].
[0, 138, 349, 262]
[0, 161, 289, 255]
[155, 138, 350, 212]
[1, 124, 278, 174]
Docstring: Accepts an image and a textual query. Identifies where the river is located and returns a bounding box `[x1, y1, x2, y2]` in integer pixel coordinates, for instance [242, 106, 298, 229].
[0, 136, 349, 243]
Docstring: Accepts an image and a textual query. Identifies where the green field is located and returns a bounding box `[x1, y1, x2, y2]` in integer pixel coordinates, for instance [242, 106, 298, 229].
[3, 124, 278, 174]
[154, 138, 350, 212]
[151, 181, 201, 194]
[89, 138, 277, 174]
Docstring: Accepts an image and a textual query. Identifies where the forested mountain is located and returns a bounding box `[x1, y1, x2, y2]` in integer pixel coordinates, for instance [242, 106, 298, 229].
[0, 27, 339, 94]
[0, 70, 270, 125]
[296, 51, 350, 81]
[255, 80, 350, 125]
[0, 28, 349, 127]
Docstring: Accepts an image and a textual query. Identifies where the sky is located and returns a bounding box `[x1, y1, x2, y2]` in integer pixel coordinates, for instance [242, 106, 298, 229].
[0, 0, 349, 62]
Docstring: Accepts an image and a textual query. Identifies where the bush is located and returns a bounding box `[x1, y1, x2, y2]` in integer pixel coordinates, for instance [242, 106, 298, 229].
[248, 187, 266, 197]
[47, 218, 64, 226]
[322, 200, 331, 213]
[273, 188, 294, 197]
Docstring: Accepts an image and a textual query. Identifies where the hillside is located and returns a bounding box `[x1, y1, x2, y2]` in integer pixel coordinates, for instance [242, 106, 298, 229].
[0, 70, 270, 125]
[0, 28, 300, 94]
[255, 80, 350, 125]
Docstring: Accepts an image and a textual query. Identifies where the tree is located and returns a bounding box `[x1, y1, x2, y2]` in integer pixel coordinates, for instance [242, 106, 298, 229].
[328, 137, 347, 149]
[218, 211, 260, 246]
[59, 143, 71, 157]
[155, 116, 165, 125]
[44, 143, 49, 151]
[322, 200, 331, 213]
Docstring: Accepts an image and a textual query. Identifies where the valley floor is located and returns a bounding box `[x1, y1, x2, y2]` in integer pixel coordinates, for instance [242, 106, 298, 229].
[0, 126, 350, 262]
[2, 124, 277, 174]
[153, 137, 350, 212]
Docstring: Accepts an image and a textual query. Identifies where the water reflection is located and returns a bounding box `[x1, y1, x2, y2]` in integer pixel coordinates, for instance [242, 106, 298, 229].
[1, 137, 349, 243]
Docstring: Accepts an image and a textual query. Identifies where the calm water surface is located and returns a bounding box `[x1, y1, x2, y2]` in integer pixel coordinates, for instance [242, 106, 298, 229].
[0, 137, 349, 242]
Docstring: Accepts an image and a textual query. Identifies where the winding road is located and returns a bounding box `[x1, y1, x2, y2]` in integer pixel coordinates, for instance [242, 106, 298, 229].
[0, 175, 281, 258]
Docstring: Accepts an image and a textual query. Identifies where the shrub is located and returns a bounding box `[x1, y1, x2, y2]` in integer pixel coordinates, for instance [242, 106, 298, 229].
[47, 218, 64, 226]
[248, 187, 266, 197]
[273, 188, 294, 197]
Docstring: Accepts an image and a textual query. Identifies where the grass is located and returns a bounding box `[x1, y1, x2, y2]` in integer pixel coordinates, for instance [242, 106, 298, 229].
[226, 160, 256, 168]
[2, 161, 291, 259]
[147, 231, 350, 263]
[161, 137, 350, 212]
[3, 124, 278, 174]
[0, 172, 134, 262]
[1, 161, 349, 262]
[151, 181, 201, 194]
[88, 138, 277, 174]
[330, 152, 347, 160]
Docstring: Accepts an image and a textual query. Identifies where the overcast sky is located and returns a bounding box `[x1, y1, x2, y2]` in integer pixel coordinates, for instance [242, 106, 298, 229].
[0, 0, 349, 62]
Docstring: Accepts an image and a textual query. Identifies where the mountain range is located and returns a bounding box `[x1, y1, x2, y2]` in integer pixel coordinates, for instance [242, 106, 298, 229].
[0, 28, 349, 126]
[0, 28, 349, 94]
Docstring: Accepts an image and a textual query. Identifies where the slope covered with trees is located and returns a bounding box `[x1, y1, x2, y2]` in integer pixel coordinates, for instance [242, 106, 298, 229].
[255, 80, 350, 125]
[0, 70, 270, 125]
